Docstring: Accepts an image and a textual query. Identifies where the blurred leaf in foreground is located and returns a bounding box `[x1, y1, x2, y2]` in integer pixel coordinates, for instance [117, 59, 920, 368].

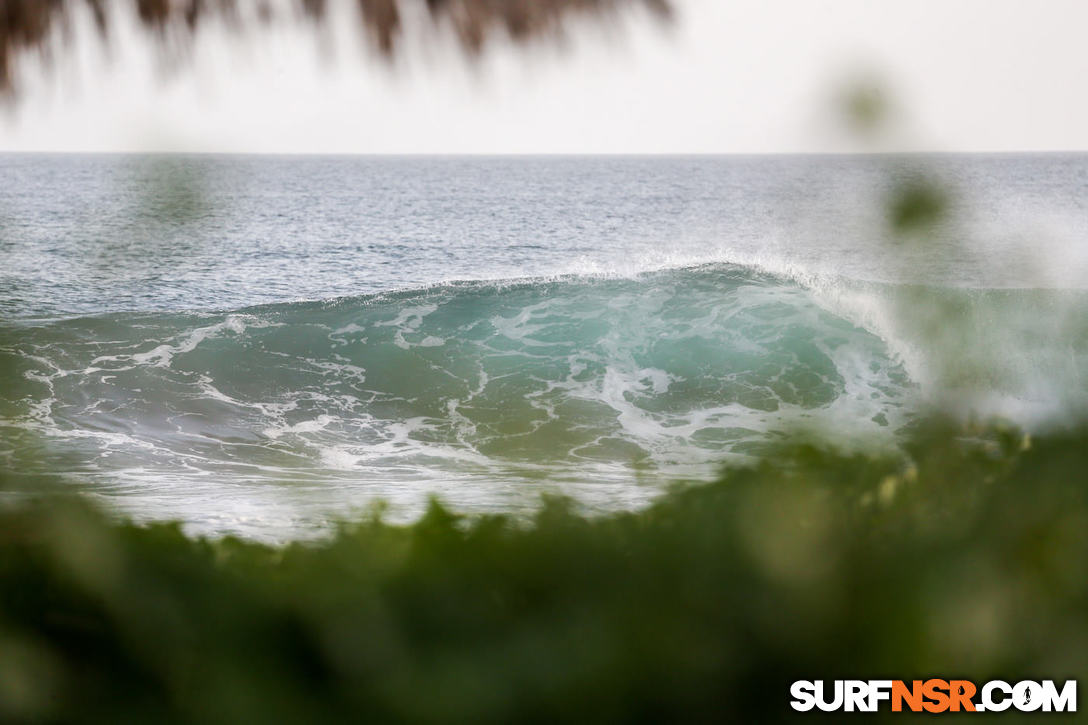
[0, 416, 1084, 722]
[887, 174, 950, 235]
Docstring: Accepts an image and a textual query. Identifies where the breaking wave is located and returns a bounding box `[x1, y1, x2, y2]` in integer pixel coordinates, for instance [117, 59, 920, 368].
[3, 262, 1086, 536]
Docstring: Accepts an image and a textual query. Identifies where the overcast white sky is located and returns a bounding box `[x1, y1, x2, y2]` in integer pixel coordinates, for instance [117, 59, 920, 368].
[3, 0, 1087, 154]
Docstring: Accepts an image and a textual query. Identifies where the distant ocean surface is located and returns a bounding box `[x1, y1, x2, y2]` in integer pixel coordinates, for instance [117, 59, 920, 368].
[2, 154, 1087, 539]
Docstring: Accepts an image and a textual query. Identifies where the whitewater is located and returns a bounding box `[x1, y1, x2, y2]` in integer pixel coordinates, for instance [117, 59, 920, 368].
[3, 154, 1087, 538]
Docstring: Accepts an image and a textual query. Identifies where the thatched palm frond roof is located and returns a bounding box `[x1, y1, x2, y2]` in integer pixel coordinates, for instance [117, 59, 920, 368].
[1, 0, 673, 95]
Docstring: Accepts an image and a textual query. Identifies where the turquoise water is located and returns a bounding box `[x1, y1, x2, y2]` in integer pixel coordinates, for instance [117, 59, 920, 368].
[2, 154, 1087, 537]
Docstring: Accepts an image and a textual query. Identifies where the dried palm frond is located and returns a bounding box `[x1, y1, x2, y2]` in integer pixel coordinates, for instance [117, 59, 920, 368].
[0, 0, 673, 95]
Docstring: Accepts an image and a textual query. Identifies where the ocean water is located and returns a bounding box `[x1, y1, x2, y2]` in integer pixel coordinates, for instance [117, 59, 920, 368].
[2, 154, 1087, 539]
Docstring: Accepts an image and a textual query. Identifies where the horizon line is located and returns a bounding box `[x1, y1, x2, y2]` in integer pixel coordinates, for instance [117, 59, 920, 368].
[3, 149, 1087, 158]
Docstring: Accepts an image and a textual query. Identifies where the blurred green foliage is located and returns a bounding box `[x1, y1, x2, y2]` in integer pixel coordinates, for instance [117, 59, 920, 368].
[840, 81, 889, 136]
[887, 176, 950, 235]
[1, 418, 1084, 722]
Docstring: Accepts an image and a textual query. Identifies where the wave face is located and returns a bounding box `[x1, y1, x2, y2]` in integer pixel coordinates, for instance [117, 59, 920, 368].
[1, 265, 914, 534]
